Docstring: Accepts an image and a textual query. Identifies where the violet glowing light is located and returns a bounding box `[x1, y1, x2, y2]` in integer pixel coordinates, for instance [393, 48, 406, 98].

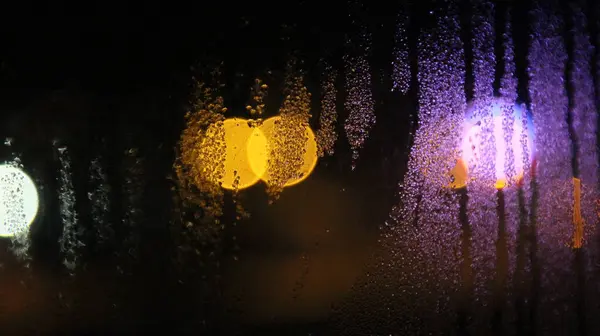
[459, 101, 535, 189]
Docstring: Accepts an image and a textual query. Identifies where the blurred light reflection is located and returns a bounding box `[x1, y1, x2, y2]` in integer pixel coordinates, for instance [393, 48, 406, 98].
[450, 102, 535, 190]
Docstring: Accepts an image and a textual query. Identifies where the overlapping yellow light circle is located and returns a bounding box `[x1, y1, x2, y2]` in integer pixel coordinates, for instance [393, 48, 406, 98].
[200, 117, 318, 190]
[200, 118, 266, 190]
[247, 116, 318, 187]
[0, 165, 39, 238]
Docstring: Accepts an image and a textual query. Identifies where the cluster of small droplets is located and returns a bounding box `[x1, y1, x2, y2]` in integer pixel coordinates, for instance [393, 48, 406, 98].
[465, 2, 503, 331]
[569, 3, 598, 246]
[391, 7, 411, 94]
[175, 81, 226, 221]
[3, 157, 32, 261]
[266, 72, 311, 199]
[500, 10, 519, 187]
[343, 31, 376, 170]
[88, 155, 112, 246]
[316, 64, 338, 157]
[499, 12, 517, 102]
[246, 78, 268, 117]
[471, 0, 495, 101]
[56, 145, 83, 272]
[334, 3, 467, 334]
[409, 2, 466, 189]
[529, 0, 573, 240]
[469, 0, 497, 183]
[497, 10, 521, 326]
[238, 82, 268, 218]
[174, 79, 231, 270]
[528, 2, 577, 333]
[409, 0, 466, 299]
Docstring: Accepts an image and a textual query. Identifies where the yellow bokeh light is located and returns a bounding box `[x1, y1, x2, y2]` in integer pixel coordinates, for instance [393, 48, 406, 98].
[494, 178, 507, 190]
[447, 159, 511, 190]
[247, 116, 318, 187]
[448, 158, 468, 189]
[200, 118, 266, 190]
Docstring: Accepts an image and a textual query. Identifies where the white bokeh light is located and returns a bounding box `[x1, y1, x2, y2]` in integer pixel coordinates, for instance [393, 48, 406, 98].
[0, 165, 39, 237]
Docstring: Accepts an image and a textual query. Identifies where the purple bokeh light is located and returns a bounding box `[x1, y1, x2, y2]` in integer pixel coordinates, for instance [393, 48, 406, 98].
[460, 100, 535, 188]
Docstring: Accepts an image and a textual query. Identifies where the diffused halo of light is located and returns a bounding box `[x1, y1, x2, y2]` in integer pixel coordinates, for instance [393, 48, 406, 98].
[247, 116, 318, 188]
[200, 117, 266, 190]
[452, 101, 535, 189]
[0, 165, 39, 238]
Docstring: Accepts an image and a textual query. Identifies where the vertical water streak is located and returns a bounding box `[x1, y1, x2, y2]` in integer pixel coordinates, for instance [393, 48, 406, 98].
[56, 144, 82, 271]
[467, 0, 496, 187]
[515, 183, 530, 334]
[471, 0, 496, 103]
[317, 64, 338, 158]
[267, 71, 311, 196]
[88, 154, 112, 247]
[569, 3, 599, 334]
[528, 1, 575, 333]
[467, 1, 499, 333]
[392, 5, 411, 94]
[343, 31, 376, 170]
[499, 8, 528, 334]
[493, 190, 509, 335]
[500, 10, 521, 188]
[570, 3, 598, 247]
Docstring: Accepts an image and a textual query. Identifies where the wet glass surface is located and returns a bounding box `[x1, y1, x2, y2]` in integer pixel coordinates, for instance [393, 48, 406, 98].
[0, 0, 600, 335]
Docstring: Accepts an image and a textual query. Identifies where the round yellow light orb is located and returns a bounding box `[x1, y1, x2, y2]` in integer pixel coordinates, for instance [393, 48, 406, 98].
[201, 118, 266, 190]
[247, 116, 318, 187]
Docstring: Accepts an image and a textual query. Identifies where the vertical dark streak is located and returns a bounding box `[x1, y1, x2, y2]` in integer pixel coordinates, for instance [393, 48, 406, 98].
[515, 186, 528, 336]
[562, 0, 580, 179]
[333, 54, 351, 175]
[528, 176, 539, 336]
[493, 189, 508, 336]
[28, 121, 63, 269]
[563, 3, 586, 335]
[460, 0, 474, 102]
[493, 2, 506, 97]
[513, 0, 532, 107]
[575, 248, 588, 336]
[458, 187, 472, 335]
